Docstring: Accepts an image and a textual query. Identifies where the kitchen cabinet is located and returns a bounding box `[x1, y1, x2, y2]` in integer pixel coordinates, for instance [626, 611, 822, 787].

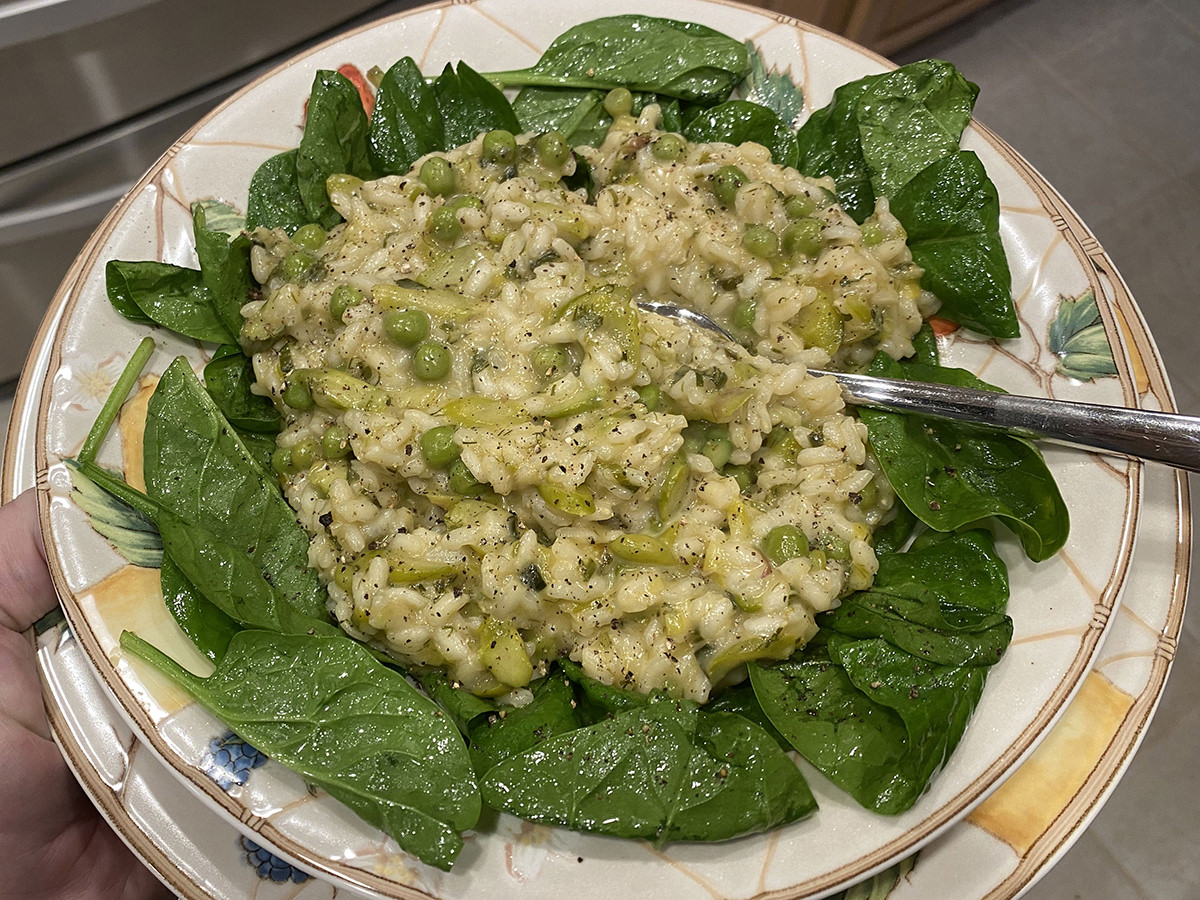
[748, 0, 998, 56]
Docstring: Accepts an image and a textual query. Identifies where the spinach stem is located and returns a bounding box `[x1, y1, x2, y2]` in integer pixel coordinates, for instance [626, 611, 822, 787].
[78, 336, 155, 466]
[483, 71, 620, 92]
[120, 630, 200, 687]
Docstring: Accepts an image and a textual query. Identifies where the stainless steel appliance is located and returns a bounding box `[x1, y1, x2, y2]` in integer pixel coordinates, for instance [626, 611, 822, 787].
[0, 0, 420, 384]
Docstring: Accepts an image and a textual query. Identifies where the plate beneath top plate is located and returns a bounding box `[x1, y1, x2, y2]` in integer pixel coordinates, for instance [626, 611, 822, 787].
[25, 1, 1152, 898]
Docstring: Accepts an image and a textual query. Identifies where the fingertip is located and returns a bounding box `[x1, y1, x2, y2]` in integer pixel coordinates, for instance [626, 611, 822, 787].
[0, 488, 58, 632]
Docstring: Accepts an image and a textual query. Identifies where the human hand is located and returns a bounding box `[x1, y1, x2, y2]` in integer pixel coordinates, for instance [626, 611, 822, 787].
[0, 489, 171, 900]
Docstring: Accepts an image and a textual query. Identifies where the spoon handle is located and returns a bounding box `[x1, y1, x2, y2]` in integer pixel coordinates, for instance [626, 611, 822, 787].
[816, 369, 1200, 473]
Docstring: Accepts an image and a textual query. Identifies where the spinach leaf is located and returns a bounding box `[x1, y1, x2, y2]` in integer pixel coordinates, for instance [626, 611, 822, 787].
[160, 553, 241, 663]
[512, 86, 609, 146]
[191, 204, 254, 339]
[486, 15, 749, 104]
[749, 528, 1011, 814]
[105, 260, 236, 344]
[154, 506, 337, 637]
[890, 151, 1018, 338]
[235, 430, 279, 476]
[869, 528, 1009, 619]
[121, 630, 481, 871]
[369, 56, 447, 176]
[296, 70, 374, 229]
[795, 60, 977, 220]
[246, 150, 311, 234]
[683, 99, 799, 168]
[751, 634, 986, 814]
[825, 593, 1011, 666]
[417, 671, 497, 735]
[203, 344, 281, 434]
[468, 669, 584, 773]
[704, 680, 788, 748]
[860, 354, 1069, 561]
[911, 320, 940, 366]
[853, 60, 978, 199]
[794, 75, 879, 222]
[432, 62, 522, 149]
[559, 658, 650, 717]
[143, 357, 326, 617]
[480, 694, 814, 842]
[513, 88, 684, 148]
[821, 531, 1012, 666]
[794, 61, 1016, 337]
[870, 502, 920, 556]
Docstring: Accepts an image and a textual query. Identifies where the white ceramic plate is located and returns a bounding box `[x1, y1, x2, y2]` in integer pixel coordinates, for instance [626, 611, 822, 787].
[22, 1, 1161, 898]
[7, 282, 1189, 900]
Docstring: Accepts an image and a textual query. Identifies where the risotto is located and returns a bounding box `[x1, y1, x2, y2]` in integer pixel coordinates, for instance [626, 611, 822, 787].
[239, 104, 933, 702]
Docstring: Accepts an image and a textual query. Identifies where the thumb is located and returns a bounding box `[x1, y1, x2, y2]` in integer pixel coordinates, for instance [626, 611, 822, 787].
[0, 489, 58, 633]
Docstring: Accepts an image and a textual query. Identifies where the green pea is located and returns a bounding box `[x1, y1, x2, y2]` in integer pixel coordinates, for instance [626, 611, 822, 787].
[411, 339, 452, 381]
[762, 524, 809, 566]
[419, 156, 456, 196]
[682, 421, 713, 455]
[321, 424, 351, 459]
[651, 133, 686, 161]
[428, 206, 462, 245]
[291, 223, 327, 250]
[383, 308, 431, 347]
[603, 87, 634, 118]
[711, 165, 747, 206]
[536, 131, 570, 168]
[329, 284, 363, 322]
[732, 298, 757, 332]
[482, 129, 517, 165]
[281, 378, 313, 411]
[818, 533, 852, 561]
[448, 458, 486, 495]
[702, 433, 734, 469]
[291, 438, 318, 470]
[270, 446, 293, 475]
[861, 222, 884, 247]
[742, 224, 778, 259]
[419, 425, 461, 468]
[280, 250, 317, 282]
[445, 194, 484, 213]
[784, 193, 815, 220]
[635, 383, 660, 410]
[530, 343, 570, 379]
[782, 217, 823, 258]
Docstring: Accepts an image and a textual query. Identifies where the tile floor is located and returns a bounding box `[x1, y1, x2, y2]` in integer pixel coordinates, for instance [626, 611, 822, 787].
[894, 1, 1199, 897]
[1, 0, 1196, 897]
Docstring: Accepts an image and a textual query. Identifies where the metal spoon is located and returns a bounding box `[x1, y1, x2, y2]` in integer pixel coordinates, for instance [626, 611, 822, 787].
[636, 301, 1200, 473]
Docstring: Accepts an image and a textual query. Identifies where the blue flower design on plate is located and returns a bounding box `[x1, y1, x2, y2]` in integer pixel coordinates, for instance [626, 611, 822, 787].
[202, 731, 267, 791]
[239, 836, 311, 883]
